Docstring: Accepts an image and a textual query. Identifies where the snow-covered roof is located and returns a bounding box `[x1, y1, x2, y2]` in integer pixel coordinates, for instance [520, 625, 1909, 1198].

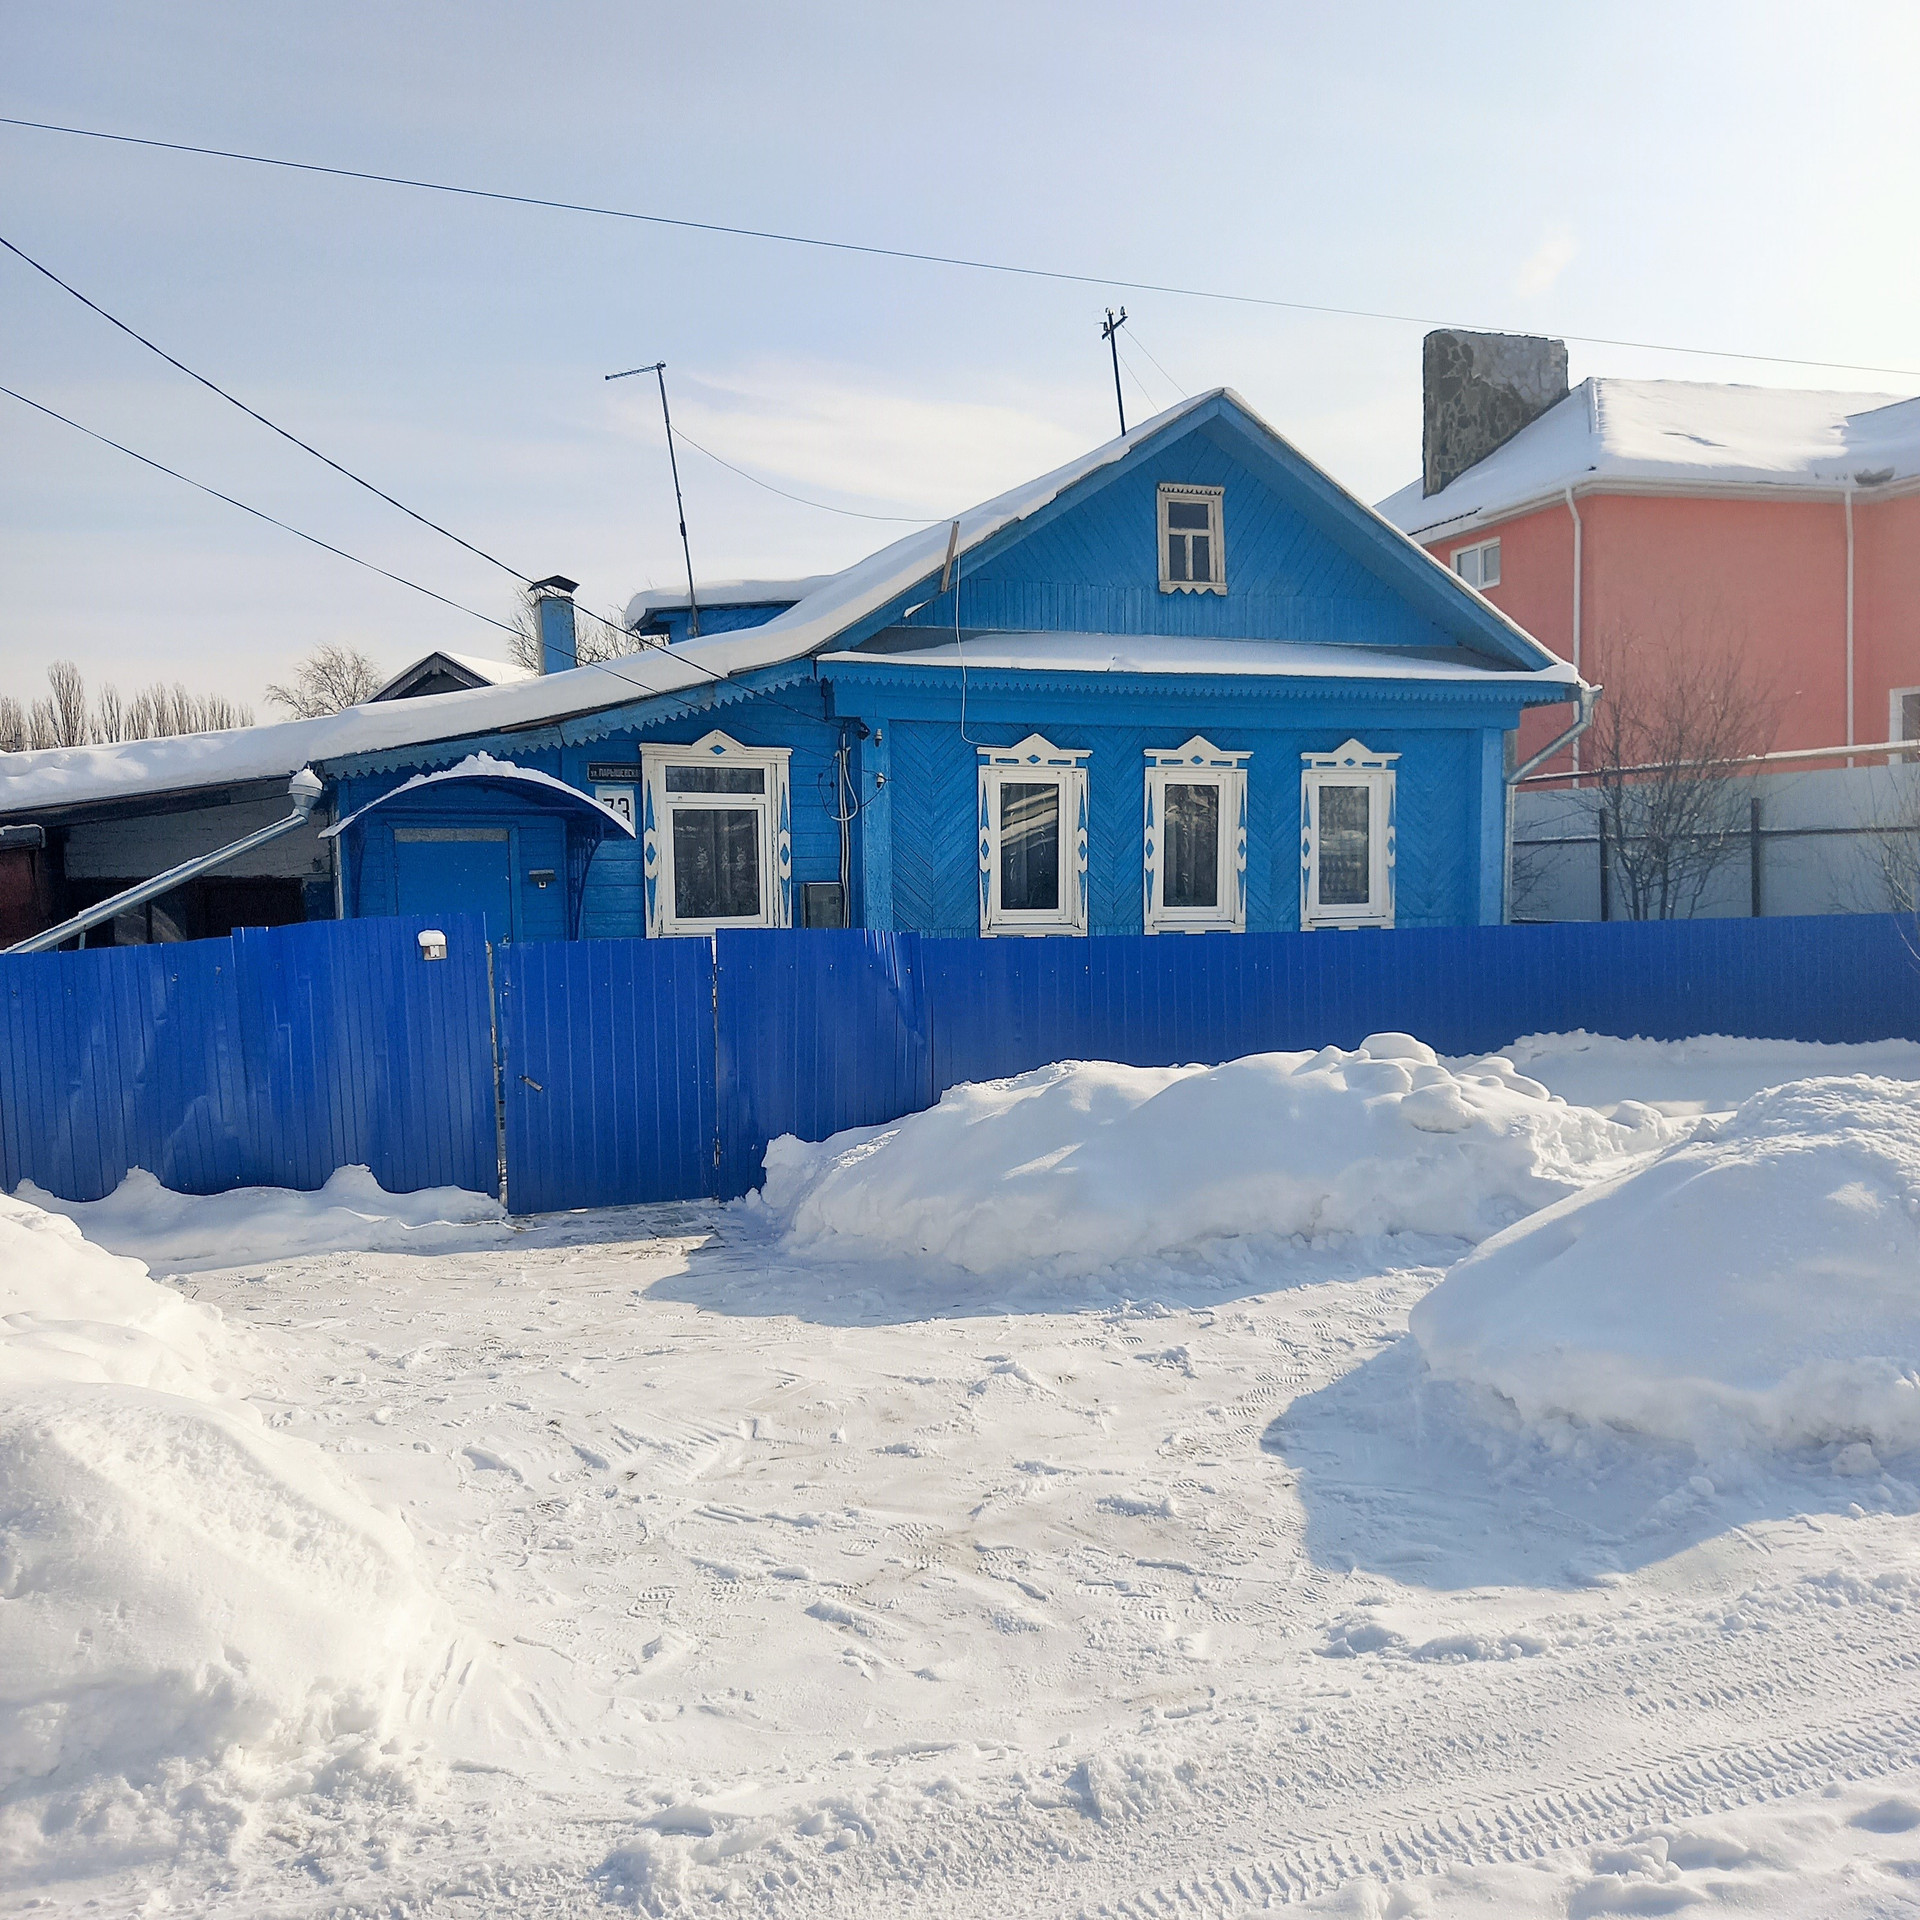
[1378, 379, 1920, 541]
[371, 649, 536, 702]
[0, 393, 1231, 817]
[0, 387, 1566, 819]
[825, 630, 1580, 687]
[625, 576, 837, 625]
[436, 651, 536, 686]
[321, 753, 634, 839]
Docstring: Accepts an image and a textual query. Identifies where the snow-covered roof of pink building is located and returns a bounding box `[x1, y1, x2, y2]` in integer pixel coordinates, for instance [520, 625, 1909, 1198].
[1377, 379, 1920, 542]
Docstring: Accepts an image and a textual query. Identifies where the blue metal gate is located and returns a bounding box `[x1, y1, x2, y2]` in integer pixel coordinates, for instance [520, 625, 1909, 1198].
[0, 915, 497, 1202]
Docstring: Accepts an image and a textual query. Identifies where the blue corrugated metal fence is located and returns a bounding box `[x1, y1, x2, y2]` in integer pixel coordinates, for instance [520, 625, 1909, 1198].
[0, 915, 497, 1202]
[5, 912, 1916, 1215]
[495, 935, 717, 1214]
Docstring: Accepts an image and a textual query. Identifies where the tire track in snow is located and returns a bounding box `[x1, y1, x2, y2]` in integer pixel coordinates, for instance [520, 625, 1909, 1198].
[1081, 1705, 1920, 1914]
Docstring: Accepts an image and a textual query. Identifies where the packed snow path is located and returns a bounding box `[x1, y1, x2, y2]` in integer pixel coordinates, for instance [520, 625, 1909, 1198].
[29, 1193, 1920, 1918]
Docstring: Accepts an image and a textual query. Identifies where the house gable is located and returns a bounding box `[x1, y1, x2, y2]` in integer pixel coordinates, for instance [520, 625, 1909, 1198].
[858, 395, 1551, 671]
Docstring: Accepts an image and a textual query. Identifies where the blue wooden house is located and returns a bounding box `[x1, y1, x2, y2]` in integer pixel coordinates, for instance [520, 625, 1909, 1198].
[14, 390, 1577, 948]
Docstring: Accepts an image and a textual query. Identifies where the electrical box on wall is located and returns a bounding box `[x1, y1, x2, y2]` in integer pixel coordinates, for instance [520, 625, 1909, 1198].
[801, 882, 847, 929]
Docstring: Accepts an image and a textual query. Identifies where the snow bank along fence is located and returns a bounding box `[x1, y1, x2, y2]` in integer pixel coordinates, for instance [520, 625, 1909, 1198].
[5, 911, 1919, 1214]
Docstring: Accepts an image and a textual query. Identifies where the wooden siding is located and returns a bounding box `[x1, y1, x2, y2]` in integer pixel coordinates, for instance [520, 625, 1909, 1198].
[898, 424, 1448, 649]
[566, 709, 843, 940]
[875, 704, 1493, 938]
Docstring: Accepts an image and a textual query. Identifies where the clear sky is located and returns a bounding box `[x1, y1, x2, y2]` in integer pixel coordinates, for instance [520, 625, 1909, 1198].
[3, 1, 1917, 714]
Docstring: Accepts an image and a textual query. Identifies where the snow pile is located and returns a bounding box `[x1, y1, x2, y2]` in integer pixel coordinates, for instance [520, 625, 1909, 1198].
[0, 1192, 451, 1864]
[1413, 1076, 1920, 1457]
[18, 1163, 508, 1275]
[763, 1036, 1669, 1277]
[1471, 1029, 1920, 1120]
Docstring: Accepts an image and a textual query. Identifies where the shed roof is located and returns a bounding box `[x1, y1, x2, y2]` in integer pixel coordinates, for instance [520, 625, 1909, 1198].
[1378, 379, 1920, 541]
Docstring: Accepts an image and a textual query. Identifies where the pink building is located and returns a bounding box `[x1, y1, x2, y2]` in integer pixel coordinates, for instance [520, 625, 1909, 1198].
[1377, 335, 1920, 775]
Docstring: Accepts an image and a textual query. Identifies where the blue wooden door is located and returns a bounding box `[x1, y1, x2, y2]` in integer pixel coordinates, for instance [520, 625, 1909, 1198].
[393, 828, 516, 941]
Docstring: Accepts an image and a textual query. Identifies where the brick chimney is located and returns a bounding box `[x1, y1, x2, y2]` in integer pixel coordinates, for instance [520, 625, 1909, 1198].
[530, 575, 579, 674]
[1423, 331, 1569, 496]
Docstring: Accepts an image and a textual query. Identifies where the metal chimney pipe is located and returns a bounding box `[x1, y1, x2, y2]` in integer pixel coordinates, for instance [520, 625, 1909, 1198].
[531, 574, 579, 674]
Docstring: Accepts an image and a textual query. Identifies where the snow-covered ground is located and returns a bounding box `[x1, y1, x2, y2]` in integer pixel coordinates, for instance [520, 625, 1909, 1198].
[9, 1033, 1920, 1917]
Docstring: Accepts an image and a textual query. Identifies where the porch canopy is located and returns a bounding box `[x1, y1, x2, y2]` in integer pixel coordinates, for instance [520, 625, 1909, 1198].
[321, 752, 636, 842]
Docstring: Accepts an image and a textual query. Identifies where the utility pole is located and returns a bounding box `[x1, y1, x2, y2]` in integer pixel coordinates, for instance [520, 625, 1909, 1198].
[605, 359, 699, 638]
[1101, 307, 1129, 437]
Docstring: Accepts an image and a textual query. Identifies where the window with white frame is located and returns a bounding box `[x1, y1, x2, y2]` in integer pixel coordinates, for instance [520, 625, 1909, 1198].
[1892, 688, 1920, 751]
[1159, 483, 1225, 594]
[1452, 537, 1501, 590]
[1300, 740, 1398, 930]
[977, 734, 1089, 936]
[1144, 737, 1248, 934]
[640, 731, 792, 936]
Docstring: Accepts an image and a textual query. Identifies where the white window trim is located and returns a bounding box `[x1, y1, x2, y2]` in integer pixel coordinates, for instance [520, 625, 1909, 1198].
[1300, 739, 1398, 932]
[1891, 687, 1920, 743]
[1451, 536, 1501, 591]
[1143, 737, 1248, 934]
[1158, 483, 1226, 595]
[640, 731, 792, 937]
[977, 734, 1089, 937]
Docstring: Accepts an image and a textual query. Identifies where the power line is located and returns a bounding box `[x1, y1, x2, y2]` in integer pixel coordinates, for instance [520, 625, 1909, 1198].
[666, 422, 940, 523]
[6, 113, 1919, 380]
[1126, 324, 1190, 400]
[0, 232, 815, 716]
[0, 228, 532, 586]
[0, 381, 524, 635]
[0, 385, 840, 730]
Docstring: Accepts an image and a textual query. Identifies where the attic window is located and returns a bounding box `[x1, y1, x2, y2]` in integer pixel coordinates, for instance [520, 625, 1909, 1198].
[1452, 537, 1501, 591]
[1159, 485, 1225, 595]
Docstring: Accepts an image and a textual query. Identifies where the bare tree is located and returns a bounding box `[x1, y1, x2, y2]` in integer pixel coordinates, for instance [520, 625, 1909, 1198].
[46, 660, 91, 747]
[264, 642, 384, 718]
[508, 590, 647, 674]
[0, 662, 254, 752]
[1581, 631, 1781, 920]
[1842, 763, 1920, 914]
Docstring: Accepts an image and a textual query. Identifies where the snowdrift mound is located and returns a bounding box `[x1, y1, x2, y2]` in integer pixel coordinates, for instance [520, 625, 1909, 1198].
[1468, 1030, 1920, 1121]
[18, 1163, 508, 1274]
[1412, 1076, 1920, 1457]
[763, 1037, 1669, 1277]
[0, 1193, 450, 1852]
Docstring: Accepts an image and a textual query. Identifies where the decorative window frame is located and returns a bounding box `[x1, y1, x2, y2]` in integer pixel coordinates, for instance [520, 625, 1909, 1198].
[1158, 483, 1226, 595]
[1143, 737, 1248, 934]
[1451, 536, 1501, 591]
[639, 730, 792, 937]
[1300, 739, 1398, 932]
[977, 734, 1089, 937]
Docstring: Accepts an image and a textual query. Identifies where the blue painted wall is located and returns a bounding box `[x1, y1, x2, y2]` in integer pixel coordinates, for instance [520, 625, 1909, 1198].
[848, 678, 1508, 937]
[895, 420, 1450, 649]
[634, 602, 800, 647]
[325, 400, 1568, 939]
[561, 707, 847, 940]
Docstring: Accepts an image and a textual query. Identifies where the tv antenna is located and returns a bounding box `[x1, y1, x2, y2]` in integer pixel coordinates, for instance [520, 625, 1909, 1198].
[1100, 307, 1129, 436]
[606, 359, 699, 638]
